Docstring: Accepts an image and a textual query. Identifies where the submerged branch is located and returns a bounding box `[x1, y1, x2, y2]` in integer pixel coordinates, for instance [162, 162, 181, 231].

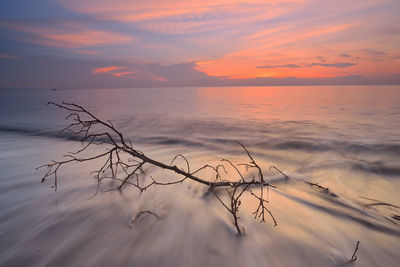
[305, 181, 338, 197]
[348, 241, 360, 263]
[128, 210, 161, 229]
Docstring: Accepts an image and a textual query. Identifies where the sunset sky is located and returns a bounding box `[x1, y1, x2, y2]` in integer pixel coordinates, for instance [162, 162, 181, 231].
[0, 0, 399, 89]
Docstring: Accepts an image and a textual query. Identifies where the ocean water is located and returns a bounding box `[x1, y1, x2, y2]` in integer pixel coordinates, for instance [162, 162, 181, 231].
[0, 85, 400, 266]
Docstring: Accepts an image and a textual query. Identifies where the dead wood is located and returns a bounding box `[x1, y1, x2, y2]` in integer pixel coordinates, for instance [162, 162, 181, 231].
[128, 210, 161, 229]
[37, 102, 283, 235]
[348, 241, 360, 263]
[305, 181, 338, 197]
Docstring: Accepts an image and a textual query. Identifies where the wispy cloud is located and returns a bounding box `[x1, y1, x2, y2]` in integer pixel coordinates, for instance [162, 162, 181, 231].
[0, 54, 18, 59]
[93, 66, 122, 74]
[0, 21, 134, 48]
[362, 49, 387, 56]
[339, 53, 351, 58]
[74, 50, 100, 55]
[58, 0, 307, 22]
[92, 65, 168, 81]
[257, 62, 356, 68]
[111, 72, 135, 77]
[194, 20, 361, 78]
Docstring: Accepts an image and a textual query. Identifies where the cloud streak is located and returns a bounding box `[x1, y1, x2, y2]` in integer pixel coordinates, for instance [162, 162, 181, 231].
[0, 21, 134, 48]
[0, 54, 18, 59]
[92, 66, 122, 74]
[257, 62, 356, 69]
[92, 65, 168, 81]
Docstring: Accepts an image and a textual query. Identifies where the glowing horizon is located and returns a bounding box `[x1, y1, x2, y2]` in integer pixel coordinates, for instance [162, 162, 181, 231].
[0, 0, 399, 88]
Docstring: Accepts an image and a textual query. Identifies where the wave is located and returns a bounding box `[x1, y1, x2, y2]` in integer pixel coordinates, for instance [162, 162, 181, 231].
[0, 126, 82, 141]
[2, 125, 400, 157]
[277, 189, 400, 237]
[257, 139, 400, 155]
[352, 161, 400, 176]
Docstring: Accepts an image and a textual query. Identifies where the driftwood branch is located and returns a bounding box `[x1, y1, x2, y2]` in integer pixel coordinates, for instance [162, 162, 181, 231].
[37, 102, 283, 235]
[128, 210, 161, 229]
[306, 181, 338, 197]
[347, 241, 360, 263]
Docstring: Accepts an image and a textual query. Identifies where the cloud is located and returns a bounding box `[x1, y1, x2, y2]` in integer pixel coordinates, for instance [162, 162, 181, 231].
[55, 0, 307, 36]
[111, 72, 135, 77]
[74, 50, 100, 55]
[92, 65, 168, 81]
[0, 55, 398, 89]
[362, 49, 387, 56]
[130, 6, 296, 35]
[0, 54, 18, 58]
[1, 0, 398, 86]
[0, 21, 134, 48]
[58, 0, 307, 21]
[257, 64, 302, 68]
[317, 63, 355, 68]
[257, 62, 355, 68]
[360, 49, 388, 62]
[93, 66, 122, 74]
[315, 56, 326, 63]
[194, 20, 360, 78]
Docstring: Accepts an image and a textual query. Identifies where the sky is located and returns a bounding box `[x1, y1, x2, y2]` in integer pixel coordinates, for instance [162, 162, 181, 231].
[0, 0, 399, 89]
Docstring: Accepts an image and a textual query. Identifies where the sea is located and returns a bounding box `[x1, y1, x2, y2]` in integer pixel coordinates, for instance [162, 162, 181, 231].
[0, 85, 399, 266]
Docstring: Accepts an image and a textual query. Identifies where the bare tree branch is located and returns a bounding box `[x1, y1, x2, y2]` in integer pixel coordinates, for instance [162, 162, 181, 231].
[38, 102, 281, 235]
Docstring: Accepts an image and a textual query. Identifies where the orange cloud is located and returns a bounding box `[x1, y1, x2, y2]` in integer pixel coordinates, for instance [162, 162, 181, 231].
[2, 0, 396, 84]
[93, 66, 122, 74]
[150, 74, 168, 82]
[193, 21, 364, 79]
[58, 0, 306, 35]
[111, 72, 135, 77]
[59, 0, 307, 19]
[92, 66, 168, 81]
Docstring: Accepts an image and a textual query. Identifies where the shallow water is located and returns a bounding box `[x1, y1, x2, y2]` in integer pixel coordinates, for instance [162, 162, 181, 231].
[0, 86, 400, 266]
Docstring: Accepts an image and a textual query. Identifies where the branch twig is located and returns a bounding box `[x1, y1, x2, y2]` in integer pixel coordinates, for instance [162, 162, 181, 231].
[347, 241, 360, 263]
[128, 210, 160, 229]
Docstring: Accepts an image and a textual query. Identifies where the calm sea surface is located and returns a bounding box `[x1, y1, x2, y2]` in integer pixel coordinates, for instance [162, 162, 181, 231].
[1, 86, 400, 266]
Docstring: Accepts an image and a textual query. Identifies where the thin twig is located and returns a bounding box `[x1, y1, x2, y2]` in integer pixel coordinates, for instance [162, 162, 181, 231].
[128, 210, 160, 228]
[305, 181, 338, 197]
[348, 241, 360, 263]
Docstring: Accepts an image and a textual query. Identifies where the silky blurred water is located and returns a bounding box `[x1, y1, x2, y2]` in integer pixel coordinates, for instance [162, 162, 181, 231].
[0, 86, 400, 266]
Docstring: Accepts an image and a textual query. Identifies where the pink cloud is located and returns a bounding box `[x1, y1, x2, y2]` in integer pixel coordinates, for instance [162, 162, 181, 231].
[93, 66, 122, 74]
[58, 0, 307, 20]
[111, 71, 135, 77]
[0, 22, 134, 48]
[92, 65, 168, 81]
[150, 74, 168, 82]
[57, 0, 306, 35]
[74, 50, 100, 55]
[0, 54, 18, 58]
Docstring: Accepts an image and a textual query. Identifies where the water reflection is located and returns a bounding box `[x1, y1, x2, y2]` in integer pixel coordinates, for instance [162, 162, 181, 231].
[196, 86, 400, 126]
